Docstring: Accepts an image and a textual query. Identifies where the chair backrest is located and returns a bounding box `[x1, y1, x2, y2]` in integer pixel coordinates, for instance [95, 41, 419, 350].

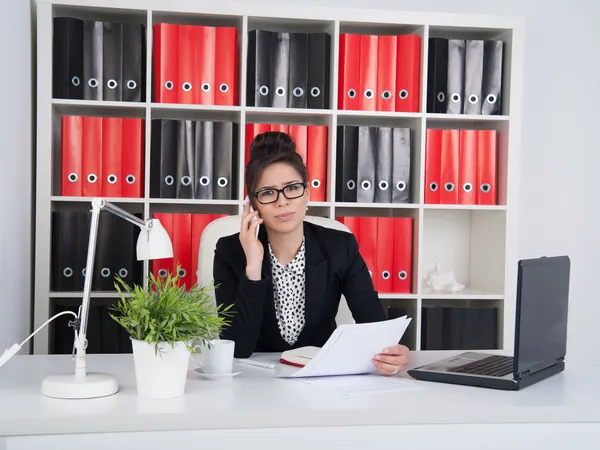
[197, 215, 355, 325]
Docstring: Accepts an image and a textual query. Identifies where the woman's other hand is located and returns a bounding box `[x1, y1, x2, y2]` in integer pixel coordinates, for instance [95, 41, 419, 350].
[372, 344, 410, 375]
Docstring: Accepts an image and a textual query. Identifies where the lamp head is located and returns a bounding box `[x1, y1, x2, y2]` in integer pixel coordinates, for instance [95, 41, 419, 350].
[136, 219, 173, 260]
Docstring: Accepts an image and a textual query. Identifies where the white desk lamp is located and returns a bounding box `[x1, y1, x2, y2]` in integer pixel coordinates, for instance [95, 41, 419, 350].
[0, 198, 173, 399]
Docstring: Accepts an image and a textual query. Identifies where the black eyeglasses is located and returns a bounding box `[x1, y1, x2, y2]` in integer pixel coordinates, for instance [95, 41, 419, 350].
[253, 182, 308, 204]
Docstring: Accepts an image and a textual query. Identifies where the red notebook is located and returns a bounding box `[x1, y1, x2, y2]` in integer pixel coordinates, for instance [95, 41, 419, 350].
[279, 346, 321, 367]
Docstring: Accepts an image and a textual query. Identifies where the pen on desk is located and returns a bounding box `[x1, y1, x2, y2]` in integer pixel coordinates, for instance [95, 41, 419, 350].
[237, 359, 276, 369]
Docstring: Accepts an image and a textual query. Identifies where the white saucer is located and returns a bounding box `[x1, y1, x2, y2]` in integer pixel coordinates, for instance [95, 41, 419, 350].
[194, 368, 242, 380]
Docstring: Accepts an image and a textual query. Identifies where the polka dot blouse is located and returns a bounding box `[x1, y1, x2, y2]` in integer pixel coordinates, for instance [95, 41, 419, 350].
[268, 238, 306, 346]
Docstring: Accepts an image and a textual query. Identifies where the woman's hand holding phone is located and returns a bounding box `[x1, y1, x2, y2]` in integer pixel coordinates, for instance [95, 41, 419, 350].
[241, 200, 264, 280]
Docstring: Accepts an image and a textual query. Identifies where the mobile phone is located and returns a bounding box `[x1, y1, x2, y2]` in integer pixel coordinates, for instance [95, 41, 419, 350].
[245, 196, 260, 239]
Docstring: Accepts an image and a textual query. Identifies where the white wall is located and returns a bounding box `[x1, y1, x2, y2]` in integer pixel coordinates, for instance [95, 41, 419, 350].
[2, 0, 598, 367]
[0, 0, 32, 352]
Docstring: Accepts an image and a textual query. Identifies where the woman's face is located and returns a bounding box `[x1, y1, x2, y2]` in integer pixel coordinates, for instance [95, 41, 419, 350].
[253, 162, 309, 235]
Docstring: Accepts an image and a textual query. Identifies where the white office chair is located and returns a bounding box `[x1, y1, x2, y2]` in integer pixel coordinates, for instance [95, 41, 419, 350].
[197, 215, 355, 326]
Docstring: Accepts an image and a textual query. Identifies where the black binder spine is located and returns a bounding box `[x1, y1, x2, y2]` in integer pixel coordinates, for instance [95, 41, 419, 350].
[83, 20, 104, 100]
[446, 39, 465, 114]
[122, 23, 145, 102]
[52, 17, 84, 100]
[335, 125, 358, 202]
[481, 40, 504, 115]
[356, 126, 377, 203]
[102, 21, 123, 101]
[247, 30, 272, 107]
[51, 211, 78, 291]
[195, 120, 214, 199]
[375, 126, 392, 203]
[176, 120, 195, 199]
[307, 33, 330, 109]
[150, 119, 177, 198]
[426, 37, 448, 113]
[288, 33, 308, 108]
[212, 121, 233, 200]
[271, 32, 290, 108]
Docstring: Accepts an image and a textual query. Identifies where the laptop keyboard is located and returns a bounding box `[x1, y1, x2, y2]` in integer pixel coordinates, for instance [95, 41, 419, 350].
[448, 355, 514, 377]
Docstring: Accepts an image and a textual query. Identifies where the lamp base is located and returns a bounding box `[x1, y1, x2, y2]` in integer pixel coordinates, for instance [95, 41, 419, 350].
[41, 372, 119, 399]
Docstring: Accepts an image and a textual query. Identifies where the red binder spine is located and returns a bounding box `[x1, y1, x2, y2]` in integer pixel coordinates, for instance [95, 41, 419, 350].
[440, 129, 460, 204]
[245, 123, 270, 167]
[307, 125, 327, 202]
[191, 213, 213, 286]
[121, 118, 144, 198]
[151, 213, 174, 281]
[81, 116, 102, 197]
[60, 115, 83, 197]
[177, 25, 198, 104]
[289, 125, 308, 164]
[376, 217, 394, 293]
[338, 33, 360, 110]
[152, 23, 178, 104]
[214, 26, 237, 106]
[101, 117, 123, 198]
[197, 26, 216, 105]
[376, 35, 396, 112]
[336, 216, 360, 243]
[172, 213, 192, 289]
[271, 124, 289, 134]
[359, 34, 378, 111]
[358, 216, 378, 290]
[424, 128, 442, 204]
[458, 129, 477, 205]
[395, 34, 421, 112]
[477, 130, 497, 205]
[392, 218, 413, 293]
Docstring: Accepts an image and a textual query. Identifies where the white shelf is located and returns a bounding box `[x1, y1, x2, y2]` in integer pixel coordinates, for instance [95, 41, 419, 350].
[49, 292, 132, 299]
[33, 0, 523, 356]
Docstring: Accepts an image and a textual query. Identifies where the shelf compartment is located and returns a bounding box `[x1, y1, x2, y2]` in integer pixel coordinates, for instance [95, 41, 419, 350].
[380, 298, 419, 351]
[421, 208, 506, 297]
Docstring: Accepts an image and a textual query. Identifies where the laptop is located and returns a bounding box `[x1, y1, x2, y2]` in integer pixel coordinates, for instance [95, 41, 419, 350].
[407, 255, 570, 390]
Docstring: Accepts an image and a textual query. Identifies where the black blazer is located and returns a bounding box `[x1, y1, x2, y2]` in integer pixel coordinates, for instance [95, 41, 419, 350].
[213, 220, 386, 358]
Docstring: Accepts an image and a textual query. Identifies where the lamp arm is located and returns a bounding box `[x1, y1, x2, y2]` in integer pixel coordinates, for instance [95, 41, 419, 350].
[74, 199, 149, 379]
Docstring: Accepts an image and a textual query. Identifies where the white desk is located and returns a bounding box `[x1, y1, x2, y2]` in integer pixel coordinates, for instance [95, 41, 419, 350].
[0, 351, 598, 450]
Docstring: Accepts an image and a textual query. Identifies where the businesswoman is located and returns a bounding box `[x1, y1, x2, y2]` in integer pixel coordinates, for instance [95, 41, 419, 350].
[213, 131, 409, 375]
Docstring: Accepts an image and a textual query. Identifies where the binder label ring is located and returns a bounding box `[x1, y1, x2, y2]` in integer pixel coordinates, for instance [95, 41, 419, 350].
[311, 179, 321, 188]
[220, 83, 229, 93]
[429, 182, 438, 192]
[87, 174, 97, 183]
[118, 268, 129, 278]
[293, 87, 304, 98]
[126, 175, 135, 184]
[276, 87, 285, 97]
[158, 269, 168, 278]
[382, 270, 391, 280]
[82, 268, 86, 277]
[480, 183, 491, 193]
[107, 174, 117, 184]
[217, 177, 228, 187]
[107, 79, 118, 89]
[396, 181, 407, 191]
[127, 80, 137, 90]
[398, 271, 407, 280]
[463, 182, 473, 192]
[382, 90, 392, 100]
[444, 182, 455, 192]
[378, 180, 389, 190]
[165, 175, 174, 186]
[63, 267, 73, 278]
[68, 173, 78, 182]
[178, 268, 187, 278]
[101, 267, 111, 278]
[468, 94, 479, 104]
[364, 89, 374, 99]
[361, 180, 372, 190]
[398, 89, 409, 99]
[202, 82, 211, 92]
[347, 180, 356, 191]
[165, 80, 174, 90]
[347, 88, 356, 99]
[310, 87, 321, 97]
[182, 82, 192, 92]
[199, 176, 210, 186]
[486, 94, 497, 104]
[437, 92, 445, 102]
[259, 85, 269, 96]
[88, 78, 98, 88]
[181, 176, 192, 186]
[71, 76, 80, 86]
[451, 93, 461, 103]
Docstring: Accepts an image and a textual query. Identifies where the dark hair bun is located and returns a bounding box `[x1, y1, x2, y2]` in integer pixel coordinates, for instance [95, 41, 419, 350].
[249, 131, 296, 160]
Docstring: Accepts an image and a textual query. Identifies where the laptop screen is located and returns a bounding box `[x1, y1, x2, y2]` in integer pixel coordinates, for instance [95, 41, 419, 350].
[515, 256, 570, 376]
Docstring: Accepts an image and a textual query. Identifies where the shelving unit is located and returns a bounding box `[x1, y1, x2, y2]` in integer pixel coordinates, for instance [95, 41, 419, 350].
[33, 0, 524, 355]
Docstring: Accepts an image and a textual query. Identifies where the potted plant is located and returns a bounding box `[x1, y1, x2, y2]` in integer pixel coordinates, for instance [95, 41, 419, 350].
[110, 268, 233, 399]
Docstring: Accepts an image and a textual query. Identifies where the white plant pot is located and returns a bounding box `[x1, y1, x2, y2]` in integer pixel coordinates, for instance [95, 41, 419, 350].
[131, 338, 190, 399]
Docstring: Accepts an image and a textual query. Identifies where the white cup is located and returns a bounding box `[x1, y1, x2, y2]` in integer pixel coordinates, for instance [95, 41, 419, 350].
[192, 339, 235, 375]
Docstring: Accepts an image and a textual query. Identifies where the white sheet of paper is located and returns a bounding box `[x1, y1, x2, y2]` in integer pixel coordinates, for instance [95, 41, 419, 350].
[294, 374, 423, 395]
[281, 316, 411, 378]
